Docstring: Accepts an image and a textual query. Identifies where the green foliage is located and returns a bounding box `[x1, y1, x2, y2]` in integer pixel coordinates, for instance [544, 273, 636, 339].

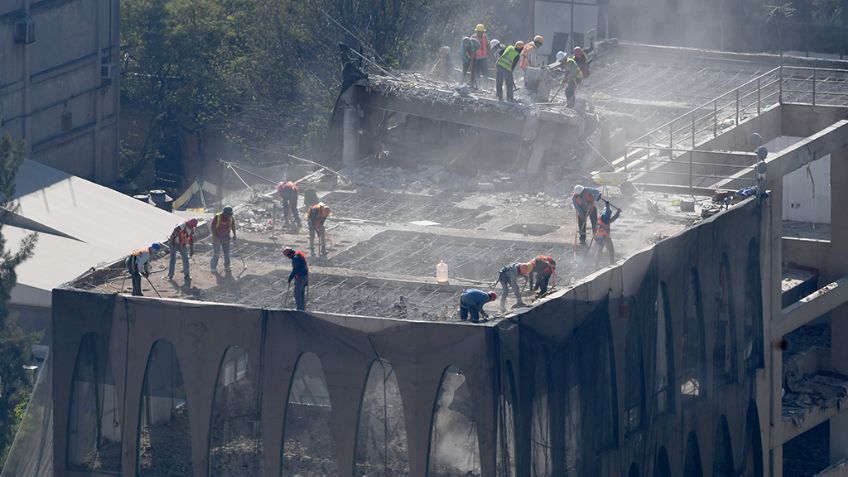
[0, 134, 38, 469]
[120, 0, 520, 176]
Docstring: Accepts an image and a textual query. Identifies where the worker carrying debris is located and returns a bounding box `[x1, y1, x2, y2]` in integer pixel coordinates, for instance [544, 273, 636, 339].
[460, 35, 481, 88]
[473, 24, 489, 83]
[572, 184, 602, 244]
[496, 41, 524, 102]
[167, 217, 198, 284]
[283, 247, 309, 311]
[594, 201, 621, 267]
[459, 288, 496, 323]
[307, 202, 331, 258]
[276, 181, 302, 229]
[210, 206, 237, 274]
[126, 243, 161, 296]
[530, 255, 556, 296]
[497, 261, 531, 311]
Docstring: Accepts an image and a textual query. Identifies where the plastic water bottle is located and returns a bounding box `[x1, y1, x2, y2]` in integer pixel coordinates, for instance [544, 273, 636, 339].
[436, 260, 449, 284]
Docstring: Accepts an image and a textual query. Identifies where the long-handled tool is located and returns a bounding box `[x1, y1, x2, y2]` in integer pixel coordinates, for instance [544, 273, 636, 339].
[283, 282, 291, 308]
[144, 275, 162, 298]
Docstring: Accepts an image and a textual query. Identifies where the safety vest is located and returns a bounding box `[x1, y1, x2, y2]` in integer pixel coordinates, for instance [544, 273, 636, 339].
[566, 57, 583, 80]
[177, 224, 193, 246]
[308, 204, 329, 223]
[597, 216, 611, 237]
[518, 261, 534, 276]
[475, 33, 489, 59]
[212, 213, 233, 238]
[131, 247, 146, 257]
[497, 46, 520, 71]
[532, 256, 554, 275]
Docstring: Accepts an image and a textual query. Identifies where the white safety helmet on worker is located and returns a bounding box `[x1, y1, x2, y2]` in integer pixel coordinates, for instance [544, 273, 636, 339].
[489, 39, 500, 50]
[573, 184, 584, 195]
[556, 51, 566, 62]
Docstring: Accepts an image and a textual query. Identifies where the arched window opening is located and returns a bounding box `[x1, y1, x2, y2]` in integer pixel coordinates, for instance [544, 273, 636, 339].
[209, 346, 263, 476]
[67, 333, 121, 472]
[713, 416, 734, 476]
[744, 239, 764, 371]
[281, 352, 337, 476]
[655, 283, 674, 416]
[714, 256, 738, 384]
[624, 305, 646, 436]
[355, 359, 409, 477]
[429, 365, 481, 477]
[530, 353, 551, 477]
[743, 401, 764, 477]
[684, 431, 704, 477]
[137, 340, 192, 476]
[681, 269, 706, 400]
[496, 360, 517, 477]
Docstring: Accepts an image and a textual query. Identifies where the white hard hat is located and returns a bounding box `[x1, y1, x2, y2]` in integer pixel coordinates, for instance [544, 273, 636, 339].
[490, 39, 500, 50]
[556, 51, 566, 62]
[573, 184, 584, 195]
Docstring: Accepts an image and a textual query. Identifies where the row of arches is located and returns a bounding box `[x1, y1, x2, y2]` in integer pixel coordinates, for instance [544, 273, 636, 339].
[66, 334, 480, 476]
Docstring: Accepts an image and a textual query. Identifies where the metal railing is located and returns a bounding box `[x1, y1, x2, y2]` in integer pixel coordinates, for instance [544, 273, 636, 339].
[620, 65, 848, 188]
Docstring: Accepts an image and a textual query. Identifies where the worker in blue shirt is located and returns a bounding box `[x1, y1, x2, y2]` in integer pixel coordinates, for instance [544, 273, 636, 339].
[572, 184, 602, 244]
[283, 247, 309, 310]
[459, 288, 496, 323]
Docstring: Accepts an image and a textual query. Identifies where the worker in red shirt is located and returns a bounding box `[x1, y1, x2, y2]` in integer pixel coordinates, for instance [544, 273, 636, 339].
[307, 203, 331, 258]
[530, 255, 556, 296]
[167, 217, 198, 283]
[276, 181, 301, 229]
[210, 206, 237, 274]
[472, 24, 489, 84]
[594, 201, 621, 267]
[283, 247, 309, 310]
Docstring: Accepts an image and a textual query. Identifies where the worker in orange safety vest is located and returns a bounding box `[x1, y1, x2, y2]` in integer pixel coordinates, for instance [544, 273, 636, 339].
[594, 201, 621, 267]
[276, 181, 301, 229]
[168, 217, 198, 283]
[307, 203, 331, 258]
[210, 206, 237, 274]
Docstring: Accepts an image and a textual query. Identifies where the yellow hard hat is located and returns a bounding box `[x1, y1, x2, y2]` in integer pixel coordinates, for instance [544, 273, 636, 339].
[534, 35, 544, 44]
[476, 24, 486, 32]
[515, 40, 525, 49]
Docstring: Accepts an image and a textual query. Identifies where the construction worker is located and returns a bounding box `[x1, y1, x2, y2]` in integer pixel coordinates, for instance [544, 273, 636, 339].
[459, 288, 496, 323]
[497, 261, 532, 311]
[210, 206, 237, 274]
[573, 46, 590, 79]
[283, 247, 309, 311]
[473, 24, 489, 82]
[519, 35, 544, 71]
[563, 50, 584, 108]
[572, 184, 602, 244]
[276, 181, 301, 229]
[496, 41, 524, 101]
[530, 255, 556, 296]
[594, 201, 621, 267]
[460, 35, 481, 87]
[126, 243, 161, 296]
[167, 217, 198, 283]
[430, 46, 453, 80]
[307, 202, 331, 257]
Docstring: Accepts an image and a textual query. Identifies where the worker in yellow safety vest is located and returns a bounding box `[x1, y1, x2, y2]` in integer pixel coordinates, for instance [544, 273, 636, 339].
[496, 41, 524, 101]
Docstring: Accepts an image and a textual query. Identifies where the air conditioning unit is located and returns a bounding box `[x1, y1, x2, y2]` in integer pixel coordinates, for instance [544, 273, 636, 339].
[14, 17, 35, 44]
[100, 62, 117, 83]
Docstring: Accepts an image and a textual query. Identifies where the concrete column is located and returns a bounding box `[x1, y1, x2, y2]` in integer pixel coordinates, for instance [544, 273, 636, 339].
[766, 184, 784, 477]
[830, 145, 848, 463]
[341, 88, 359, 168]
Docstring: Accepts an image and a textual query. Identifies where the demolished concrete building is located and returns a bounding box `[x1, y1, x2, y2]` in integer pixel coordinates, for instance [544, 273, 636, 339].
[3, 42, 846, 477]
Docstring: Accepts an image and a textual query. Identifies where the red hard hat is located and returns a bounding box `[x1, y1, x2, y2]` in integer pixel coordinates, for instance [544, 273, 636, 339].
[186, 218, 198, 228]
[282, 247, 294, 257]
[488, 291, 497, 301]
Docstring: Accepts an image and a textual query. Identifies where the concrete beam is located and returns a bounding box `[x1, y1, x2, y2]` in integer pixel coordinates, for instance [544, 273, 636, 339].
[778, 396, 848, 446]
[711, 119, 848, 190]
[775, 276, 848, 338]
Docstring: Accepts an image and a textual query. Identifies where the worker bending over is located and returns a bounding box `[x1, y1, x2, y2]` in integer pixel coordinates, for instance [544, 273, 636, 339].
[210, 206, 237, 274]
[496, 41, 524, 102]
[307, 202, 331, 258]
[594, 201, 621, 267]
[572, 184, 601, 245]
[276, 181, 301, 229]
[168, 217, 198, 283]
[126, 243, 160, 296]
[460, 36, 481, 87]
[530, 255, 556, 296]
[459, 289, 496, 323]
[497, 261, 531, 311]
[283, 247, 309, 311]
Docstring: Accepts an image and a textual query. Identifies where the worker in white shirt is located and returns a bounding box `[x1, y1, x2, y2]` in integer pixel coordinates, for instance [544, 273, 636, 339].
[126, 242, 161, 296]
